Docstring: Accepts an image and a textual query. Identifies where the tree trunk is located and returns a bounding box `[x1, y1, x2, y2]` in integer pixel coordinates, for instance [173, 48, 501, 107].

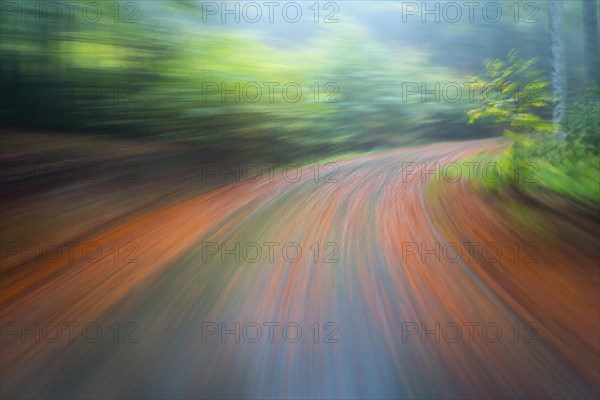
[583, 0, 600, 86]
[549, 0, 566, 138]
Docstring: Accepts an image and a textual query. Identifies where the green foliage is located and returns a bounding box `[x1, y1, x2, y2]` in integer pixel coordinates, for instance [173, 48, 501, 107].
[465, 51, 599, 211]
[504, 132, 598, 206]
[1, 2, 594, 166]
[466, 50, 555, 134]
[565, 87, 600, 154]
[0, 3, 483, 159]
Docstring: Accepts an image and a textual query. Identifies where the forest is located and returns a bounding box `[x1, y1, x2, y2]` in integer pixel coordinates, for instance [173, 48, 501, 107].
[1, 1, 599, 399]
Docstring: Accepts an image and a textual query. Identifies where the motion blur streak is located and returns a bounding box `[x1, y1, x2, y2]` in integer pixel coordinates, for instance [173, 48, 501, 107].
[1, 139, 598, 399]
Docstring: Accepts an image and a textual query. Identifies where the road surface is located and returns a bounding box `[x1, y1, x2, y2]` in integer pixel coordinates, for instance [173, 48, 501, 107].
[1, 139, 598, 398]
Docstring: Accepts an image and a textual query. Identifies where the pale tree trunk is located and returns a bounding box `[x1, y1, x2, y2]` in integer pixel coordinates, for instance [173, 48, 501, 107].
[583, 0, 599, 86]
[549, 0, 566, 138]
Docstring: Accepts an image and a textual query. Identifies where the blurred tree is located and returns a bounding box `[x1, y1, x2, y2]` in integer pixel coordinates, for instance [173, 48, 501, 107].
[549, 0, 566, 138]
[583, 0, 600, 86]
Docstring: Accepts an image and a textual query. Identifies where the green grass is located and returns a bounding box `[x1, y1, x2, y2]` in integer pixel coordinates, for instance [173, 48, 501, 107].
[451, 149, 600, 212]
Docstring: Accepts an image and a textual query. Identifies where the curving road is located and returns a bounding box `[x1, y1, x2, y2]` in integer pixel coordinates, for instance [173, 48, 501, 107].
[1, 139, 598, 399]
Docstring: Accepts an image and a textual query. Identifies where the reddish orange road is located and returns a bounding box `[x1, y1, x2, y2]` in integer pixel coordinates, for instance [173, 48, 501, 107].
[1, 139, 598, 398]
